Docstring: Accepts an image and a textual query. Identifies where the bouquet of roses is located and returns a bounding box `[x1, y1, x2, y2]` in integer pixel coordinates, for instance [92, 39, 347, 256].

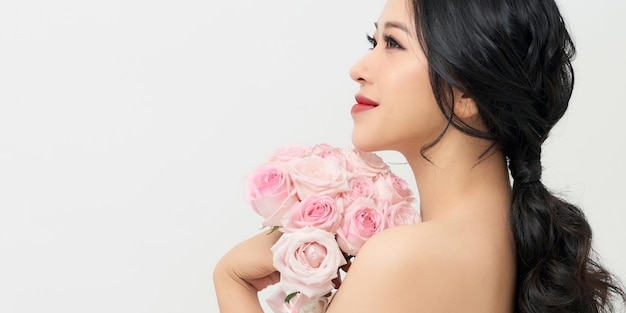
[243, 143, 421, 313]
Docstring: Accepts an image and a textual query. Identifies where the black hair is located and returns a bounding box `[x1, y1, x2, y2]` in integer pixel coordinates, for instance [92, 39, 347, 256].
[409, 0, 626, 312]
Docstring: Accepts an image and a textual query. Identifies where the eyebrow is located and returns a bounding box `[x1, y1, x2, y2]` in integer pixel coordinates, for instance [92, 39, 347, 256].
[374, 21, 409, 33]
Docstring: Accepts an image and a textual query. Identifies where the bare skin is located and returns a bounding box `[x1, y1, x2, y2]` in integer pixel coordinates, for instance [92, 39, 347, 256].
[214, 0, 517, 311]
[214, 230, 280, 313]
[323, 127, 517, 312]
[213, 129, 516, 313]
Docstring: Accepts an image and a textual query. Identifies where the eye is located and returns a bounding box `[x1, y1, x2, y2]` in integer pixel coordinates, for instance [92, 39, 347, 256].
[383, 35, 404, 49]
[365, 33, 404, 51]
[366, 34, 377, 50]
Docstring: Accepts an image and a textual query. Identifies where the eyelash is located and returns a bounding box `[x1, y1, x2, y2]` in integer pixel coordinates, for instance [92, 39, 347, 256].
[366, 34, 404, 50]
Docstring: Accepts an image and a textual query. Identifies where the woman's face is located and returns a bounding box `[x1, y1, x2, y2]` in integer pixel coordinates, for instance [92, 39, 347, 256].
[349, 0, 446, 154]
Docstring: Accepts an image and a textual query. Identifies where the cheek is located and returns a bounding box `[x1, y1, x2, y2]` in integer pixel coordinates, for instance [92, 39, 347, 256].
[397, 76, 447, 149]
[351, 60, 445, 152]
[382, 64, 442, 125]
[397, 62, 433, 101]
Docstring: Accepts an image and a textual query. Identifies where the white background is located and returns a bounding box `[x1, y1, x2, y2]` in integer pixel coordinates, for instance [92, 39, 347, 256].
[0, 0, 624, 312]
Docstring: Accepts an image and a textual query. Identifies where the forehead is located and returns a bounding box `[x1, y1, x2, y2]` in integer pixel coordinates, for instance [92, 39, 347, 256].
[377, 0, 415, 31]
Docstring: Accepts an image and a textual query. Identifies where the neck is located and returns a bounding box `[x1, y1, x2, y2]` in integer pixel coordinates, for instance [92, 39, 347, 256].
[401, 128, 511, 221]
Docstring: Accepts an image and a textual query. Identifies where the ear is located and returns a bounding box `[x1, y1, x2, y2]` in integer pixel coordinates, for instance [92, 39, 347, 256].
[452, 88, 479, 119]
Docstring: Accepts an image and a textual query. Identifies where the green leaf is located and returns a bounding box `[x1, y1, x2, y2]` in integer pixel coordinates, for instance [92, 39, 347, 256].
[267, 226, 280, 234]
[284, 291, 300, 303]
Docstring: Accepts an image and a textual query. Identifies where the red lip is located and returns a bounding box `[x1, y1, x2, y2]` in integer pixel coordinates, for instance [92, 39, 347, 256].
[355, 95, 379, 107]
[351, 95, 379, 115]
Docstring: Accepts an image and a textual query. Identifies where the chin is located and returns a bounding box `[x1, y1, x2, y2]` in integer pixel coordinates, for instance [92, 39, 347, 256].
[352, 130, 414, 156]
[351, 132, 384, 152]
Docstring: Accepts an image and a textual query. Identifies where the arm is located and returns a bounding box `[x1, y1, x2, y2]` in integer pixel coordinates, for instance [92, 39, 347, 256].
[213, 270, 265, 313]
[213, 230, 281, 313]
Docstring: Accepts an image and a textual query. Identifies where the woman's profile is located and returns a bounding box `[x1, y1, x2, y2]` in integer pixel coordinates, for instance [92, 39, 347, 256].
[213, 0, 626, 312]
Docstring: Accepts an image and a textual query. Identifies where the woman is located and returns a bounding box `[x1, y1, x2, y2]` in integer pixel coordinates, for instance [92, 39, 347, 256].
[214, 0, 626, 312]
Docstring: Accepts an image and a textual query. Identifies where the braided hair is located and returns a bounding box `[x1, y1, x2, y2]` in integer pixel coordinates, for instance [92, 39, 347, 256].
[410, 0, 626, 312]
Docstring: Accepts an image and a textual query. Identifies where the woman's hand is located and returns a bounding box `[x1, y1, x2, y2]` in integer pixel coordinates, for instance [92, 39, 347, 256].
[218, 228, 282, 291]
[213, 229, 282, 312]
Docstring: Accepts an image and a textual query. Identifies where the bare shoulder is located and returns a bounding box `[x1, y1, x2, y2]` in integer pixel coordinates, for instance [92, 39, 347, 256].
[325, 221, 515, 313]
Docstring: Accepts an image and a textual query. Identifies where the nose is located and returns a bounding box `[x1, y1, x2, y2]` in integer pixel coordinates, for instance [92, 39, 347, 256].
[350, 52, 373, 85]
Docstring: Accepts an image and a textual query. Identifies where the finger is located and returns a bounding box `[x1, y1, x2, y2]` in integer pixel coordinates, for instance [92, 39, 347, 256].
[266, 270, 280, 285]
[249, 271, 281, 292]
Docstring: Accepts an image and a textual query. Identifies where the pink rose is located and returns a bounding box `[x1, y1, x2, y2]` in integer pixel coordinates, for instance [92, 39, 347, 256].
[266, 289, 330, 313]
[383, 200, 421, 227]
[244, 163, 299, 227]
[281, 195, 343, 234]
[374, 172, 415, 204]
[341, 175, 378, 206]
[336, 197, 385, 256]
[310, 143, 345, 159]
[271, 227, 347, 299]
[298, 296, 331, 313]
[269, 145, 312, 164]
[288, 155, 350, 200]
[265, 289, 308, 313]
[345, 149, 390, 177]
